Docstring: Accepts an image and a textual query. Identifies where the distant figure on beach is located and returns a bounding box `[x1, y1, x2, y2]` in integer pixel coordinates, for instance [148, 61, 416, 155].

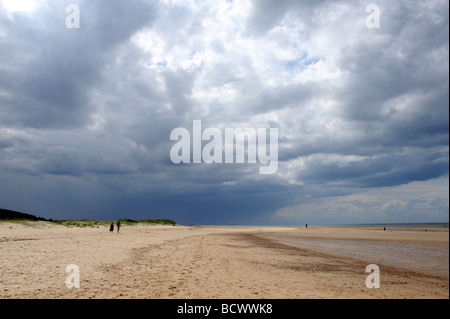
[117, 220, 121, 233]
[383, 226, 386, 231]
[109, 222, 114, 232]
[305, 224, 308, 228]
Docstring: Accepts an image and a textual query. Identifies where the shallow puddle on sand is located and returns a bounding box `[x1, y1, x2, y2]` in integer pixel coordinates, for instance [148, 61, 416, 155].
[280, 237, 449, 277]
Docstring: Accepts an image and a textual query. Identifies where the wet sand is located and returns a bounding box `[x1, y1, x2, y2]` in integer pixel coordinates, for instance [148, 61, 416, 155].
[0, 222, 448, 299]
[260, 225, 449, 278]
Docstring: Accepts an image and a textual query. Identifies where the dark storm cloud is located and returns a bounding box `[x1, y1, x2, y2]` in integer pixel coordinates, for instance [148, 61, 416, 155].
[245, 0, 331, 36]
[163, 68, 199, 115]
[298, 151, 449, 188]
[0, 0, 155, 128]
[0, 0, 448, 224]
[249, 81, 320, 114]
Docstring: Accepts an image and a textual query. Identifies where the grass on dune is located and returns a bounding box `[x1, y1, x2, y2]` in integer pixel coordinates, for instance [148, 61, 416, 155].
[1, 211, 178, 228]
[46, 218, 177, 228]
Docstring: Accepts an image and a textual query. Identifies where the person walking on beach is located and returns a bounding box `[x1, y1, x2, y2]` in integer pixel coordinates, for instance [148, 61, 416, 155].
[117, 220, 121, 233]
[109, 222, 114, 233]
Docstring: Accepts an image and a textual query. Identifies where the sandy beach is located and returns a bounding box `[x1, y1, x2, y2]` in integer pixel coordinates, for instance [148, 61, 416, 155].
[0, 222, 448, 299]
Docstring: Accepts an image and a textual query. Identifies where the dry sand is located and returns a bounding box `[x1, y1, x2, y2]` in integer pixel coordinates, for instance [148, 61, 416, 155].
[0, 222, 448, 299]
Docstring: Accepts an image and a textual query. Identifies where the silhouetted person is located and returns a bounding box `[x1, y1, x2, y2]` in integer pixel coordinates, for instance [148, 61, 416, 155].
[109, 222, 114, 232]
[383, 226, 386, 231]
[117, 220, 121, 233]
[305, 224, 308, 228]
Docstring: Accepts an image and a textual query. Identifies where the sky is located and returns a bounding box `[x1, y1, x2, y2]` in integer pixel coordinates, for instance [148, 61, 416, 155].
[0, 0, 448, 225]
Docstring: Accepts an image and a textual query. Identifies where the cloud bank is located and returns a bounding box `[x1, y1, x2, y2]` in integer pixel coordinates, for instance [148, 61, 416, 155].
[0, 0, 448, 224]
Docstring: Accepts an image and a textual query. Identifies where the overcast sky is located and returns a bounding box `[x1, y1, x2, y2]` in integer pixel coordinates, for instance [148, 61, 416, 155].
[0, 0, 448, 225]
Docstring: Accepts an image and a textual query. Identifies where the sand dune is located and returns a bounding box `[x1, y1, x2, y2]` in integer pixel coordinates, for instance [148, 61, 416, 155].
[0, 222, 448, 299]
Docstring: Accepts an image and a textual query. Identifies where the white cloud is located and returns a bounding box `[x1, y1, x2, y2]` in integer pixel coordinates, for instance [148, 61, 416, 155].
[274, 177, 449, 224]
[1, 0, 41, 12]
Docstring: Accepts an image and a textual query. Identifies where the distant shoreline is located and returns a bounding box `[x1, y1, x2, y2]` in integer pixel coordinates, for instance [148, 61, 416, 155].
[184, 222, 449, 228]
[2, 218, 448, 229]
[1, 208, 448, 228]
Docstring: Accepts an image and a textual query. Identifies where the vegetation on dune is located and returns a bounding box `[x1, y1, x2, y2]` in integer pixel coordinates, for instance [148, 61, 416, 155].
[53, 218, 177, 227]
[0, 208, 47, 221]
[51, 219, 111, 227]
[1, 208, 177, 227]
